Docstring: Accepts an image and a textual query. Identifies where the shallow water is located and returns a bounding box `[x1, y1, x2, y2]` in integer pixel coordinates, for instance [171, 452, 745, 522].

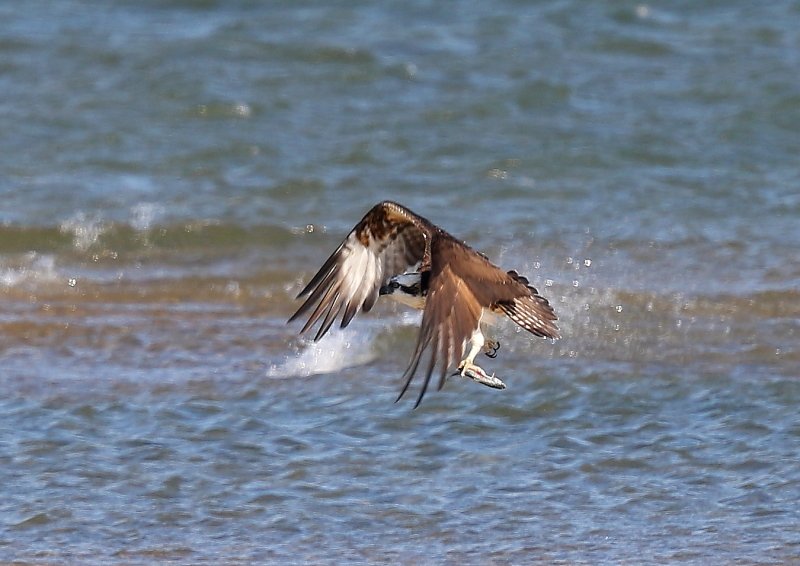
[1, 1, 799, 564]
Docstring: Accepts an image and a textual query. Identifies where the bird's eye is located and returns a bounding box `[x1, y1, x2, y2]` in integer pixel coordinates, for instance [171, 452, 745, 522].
[391, 281, 400, 289]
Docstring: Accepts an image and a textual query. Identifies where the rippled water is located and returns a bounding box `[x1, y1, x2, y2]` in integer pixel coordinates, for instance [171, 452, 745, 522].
[2, 1, 799, 564]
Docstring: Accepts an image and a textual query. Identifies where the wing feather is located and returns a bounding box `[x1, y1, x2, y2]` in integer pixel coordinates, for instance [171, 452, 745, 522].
[289, 201, 434, 341]
[437, 312, 452, 391]
[315, 294, 343, 342]
[301, 283, 338, 335]
[496, 270, 560, 339]
[398, 236, 484, 407]
[398, 234, 560, 406]
[416, 329, 440, 408]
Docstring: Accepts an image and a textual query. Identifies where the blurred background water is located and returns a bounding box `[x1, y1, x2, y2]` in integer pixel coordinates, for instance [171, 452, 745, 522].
[1, 1, 799, 564]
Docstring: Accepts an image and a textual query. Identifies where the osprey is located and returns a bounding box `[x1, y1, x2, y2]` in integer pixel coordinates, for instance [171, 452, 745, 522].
[289, 201, 559, 407]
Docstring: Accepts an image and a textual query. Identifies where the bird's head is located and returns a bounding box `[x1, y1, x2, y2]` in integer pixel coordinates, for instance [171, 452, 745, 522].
[380, 273, 423, 297]
[379, 280, 401, 296]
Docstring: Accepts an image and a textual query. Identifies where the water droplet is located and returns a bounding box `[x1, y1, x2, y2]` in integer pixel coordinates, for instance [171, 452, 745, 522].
[233, 103, 252, 117]
[533, 261, 540, 269]
[545, 279, 553, 287]
[572, 280, 579, 287]
[583, 259, 592, 267]
[225, 281, 241, 296]
[615, 305, 623, 313]
[306, 224, 315, 233]
[68, 278, 77, 288]
[567, 257, 574, 264]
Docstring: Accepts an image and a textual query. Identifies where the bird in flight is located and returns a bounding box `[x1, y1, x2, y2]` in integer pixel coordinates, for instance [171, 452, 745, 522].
[288, 201, 559, 407]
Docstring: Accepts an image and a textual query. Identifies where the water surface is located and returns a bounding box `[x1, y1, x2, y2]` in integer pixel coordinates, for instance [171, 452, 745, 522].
[1, 1, 799, 564]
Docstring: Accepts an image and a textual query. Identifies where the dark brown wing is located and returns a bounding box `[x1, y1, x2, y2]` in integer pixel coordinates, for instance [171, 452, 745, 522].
[496, 270, 560, 340]
[397, 233, 545, 407]
[288, 201, 434, 341]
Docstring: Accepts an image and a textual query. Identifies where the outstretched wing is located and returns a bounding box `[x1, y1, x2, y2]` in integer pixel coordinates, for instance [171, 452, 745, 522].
[496, 270, 560, 340]
[396, 235, 560, 407]
[288, 201, 434, 341]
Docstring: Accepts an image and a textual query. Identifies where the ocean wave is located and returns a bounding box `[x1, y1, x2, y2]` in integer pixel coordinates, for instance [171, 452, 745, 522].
[0, 217, 298, 258]
[0, 213, 796, 373]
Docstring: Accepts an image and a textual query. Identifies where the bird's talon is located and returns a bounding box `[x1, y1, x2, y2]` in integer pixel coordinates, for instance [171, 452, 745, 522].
[484, 340, 501, 359]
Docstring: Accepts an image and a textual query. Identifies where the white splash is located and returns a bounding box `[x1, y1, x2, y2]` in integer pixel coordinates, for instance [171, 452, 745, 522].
[0, 253, 60, 288]
[398, 310, 422, 327]
[60, 212, 106, 251]
[268, 327, 377, 378]
[130, 202, 165, 232]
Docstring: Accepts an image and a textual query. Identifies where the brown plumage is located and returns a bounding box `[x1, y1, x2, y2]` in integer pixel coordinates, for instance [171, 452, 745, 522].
[289, 201, 559, 406]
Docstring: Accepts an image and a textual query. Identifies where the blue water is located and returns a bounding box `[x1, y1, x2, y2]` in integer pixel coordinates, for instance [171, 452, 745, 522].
[1, 1, 799, 563]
